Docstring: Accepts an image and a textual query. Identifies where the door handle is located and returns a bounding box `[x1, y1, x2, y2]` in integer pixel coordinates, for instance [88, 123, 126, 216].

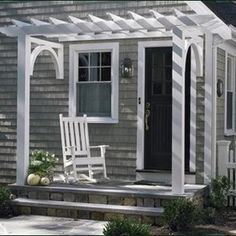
[145, 102, 150, 131]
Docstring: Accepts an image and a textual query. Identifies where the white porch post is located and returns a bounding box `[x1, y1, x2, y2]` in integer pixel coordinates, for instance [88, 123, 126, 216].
[172, 26, 185, 194]
[204, 32, 214, 183]
[16, 34, 31, 185]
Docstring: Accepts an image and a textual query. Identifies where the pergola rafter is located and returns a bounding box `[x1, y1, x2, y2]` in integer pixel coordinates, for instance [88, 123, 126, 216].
[0, 9, 230, 41]
[0, 6, 233, 193]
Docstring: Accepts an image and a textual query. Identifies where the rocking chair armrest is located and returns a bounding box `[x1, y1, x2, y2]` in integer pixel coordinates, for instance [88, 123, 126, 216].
[89, 145, 109, 150]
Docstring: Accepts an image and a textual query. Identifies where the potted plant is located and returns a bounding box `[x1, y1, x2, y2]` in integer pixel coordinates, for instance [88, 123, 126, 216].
[27, 150, 58, 186]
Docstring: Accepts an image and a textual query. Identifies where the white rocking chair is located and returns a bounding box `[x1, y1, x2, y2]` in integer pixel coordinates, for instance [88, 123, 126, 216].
[59, 114, 109, 182]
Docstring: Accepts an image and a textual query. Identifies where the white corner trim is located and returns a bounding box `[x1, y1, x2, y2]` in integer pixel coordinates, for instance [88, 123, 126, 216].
[136, 40, 172, 171]
[69, 42, 119, 123]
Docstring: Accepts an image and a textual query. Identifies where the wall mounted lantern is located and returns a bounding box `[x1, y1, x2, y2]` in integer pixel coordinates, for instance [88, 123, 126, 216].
[120, 58, 133, 78]
[217, 79, 224, 97]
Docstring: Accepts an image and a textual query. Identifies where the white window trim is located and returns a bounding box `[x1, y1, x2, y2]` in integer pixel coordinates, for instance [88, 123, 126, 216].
[69, 42, 119, 123]
[224, 53, 235, 136]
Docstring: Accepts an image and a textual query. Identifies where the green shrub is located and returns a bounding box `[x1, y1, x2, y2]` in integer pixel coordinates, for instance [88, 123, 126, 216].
[163, 197, 197, 232]
[209, 176, 230, 210]
[0, 186, 10, 204]
[202, 207, 217, 224]
[0, 186, 13, 218]
[103, 218, 151, 236]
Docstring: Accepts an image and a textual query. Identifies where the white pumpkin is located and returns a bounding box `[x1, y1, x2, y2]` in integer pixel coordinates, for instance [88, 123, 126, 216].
[27, 174, 40, 186]
[40, 177, 50, 186]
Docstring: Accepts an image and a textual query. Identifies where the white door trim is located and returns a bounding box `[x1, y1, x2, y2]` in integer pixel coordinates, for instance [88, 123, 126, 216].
[136, 40, 172, 171]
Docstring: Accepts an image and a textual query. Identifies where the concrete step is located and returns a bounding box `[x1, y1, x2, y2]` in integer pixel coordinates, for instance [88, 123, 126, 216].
[11, 198, 164, 225]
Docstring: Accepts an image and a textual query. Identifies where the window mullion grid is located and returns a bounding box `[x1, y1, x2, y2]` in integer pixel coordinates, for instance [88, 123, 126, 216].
[226, 54, 235, 134]
[100, 52, 102, 81]
[88, 52, 91, 81]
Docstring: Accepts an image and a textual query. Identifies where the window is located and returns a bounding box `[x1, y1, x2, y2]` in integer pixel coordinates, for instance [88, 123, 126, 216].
[78, 52, 112, 117]
[225, 55, 235, 135]
[69, 43, 119, 123]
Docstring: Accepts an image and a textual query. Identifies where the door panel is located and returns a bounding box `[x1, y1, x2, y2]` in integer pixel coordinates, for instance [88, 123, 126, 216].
[144, 47, 191, 171]
[144, 47, 172, 170]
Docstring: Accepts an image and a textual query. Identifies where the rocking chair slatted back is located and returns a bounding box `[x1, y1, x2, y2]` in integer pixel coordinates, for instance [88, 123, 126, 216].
[60, 115, 90, 156]
[59, 114, 108, 180]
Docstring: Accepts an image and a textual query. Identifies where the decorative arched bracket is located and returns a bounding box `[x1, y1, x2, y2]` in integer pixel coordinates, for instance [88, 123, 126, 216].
[30, 37, 64, 79]
[184, 38, 203, 77]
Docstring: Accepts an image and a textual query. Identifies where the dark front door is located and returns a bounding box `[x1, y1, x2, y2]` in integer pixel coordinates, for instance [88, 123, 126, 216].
[144, 47, 172, 170]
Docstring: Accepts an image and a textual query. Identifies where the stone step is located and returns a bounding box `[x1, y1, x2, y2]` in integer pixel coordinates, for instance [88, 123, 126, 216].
[11, 198, 164, 225]
[9, 184, 205, 208]
[10, 184, 187, 199]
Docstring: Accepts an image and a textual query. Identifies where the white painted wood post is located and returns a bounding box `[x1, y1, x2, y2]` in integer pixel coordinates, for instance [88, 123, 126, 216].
[204, 32, 213, 183]
[217, 140, 230, 177]
[172, 26, 185, 194]
[16, 34, 31, 185]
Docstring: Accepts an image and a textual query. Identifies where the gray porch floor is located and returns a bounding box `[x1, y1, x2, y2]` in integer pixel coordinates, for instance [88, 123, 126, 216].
[0, 215, 105, 235]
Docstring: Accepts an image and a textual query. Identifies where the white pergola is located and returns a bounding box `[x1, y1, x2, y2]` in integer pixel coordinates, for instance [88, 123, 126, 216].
[0, 1, 232, 194]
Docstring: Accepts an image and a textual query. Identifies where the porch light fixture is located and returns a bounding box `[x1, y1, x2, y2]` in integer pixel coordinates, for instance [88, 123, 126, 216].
[120, 58, 133, 78]
[217, 79, 224, 97]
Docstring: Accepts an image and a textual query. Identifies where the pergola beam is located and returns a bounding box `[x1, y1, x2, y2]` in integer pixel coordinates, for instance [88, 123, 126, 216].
[127, 11, 164, 30]
[30, 18, 50, 26]
[107, 12, 143, 31]
[88, 14, 122, 32]
[12, 19, 31, 27]
[68, 15, 102, 33]
[57, 30, 172, 42]
[0, 11, 229, 40]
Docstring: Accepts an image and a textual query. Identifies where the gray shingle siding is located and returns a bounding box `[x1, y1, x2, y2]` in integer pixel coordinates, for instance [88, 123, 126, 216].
[216, 48, 226, 141]
[196, 76, 205, 184]
[0, 1, 205, 184]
